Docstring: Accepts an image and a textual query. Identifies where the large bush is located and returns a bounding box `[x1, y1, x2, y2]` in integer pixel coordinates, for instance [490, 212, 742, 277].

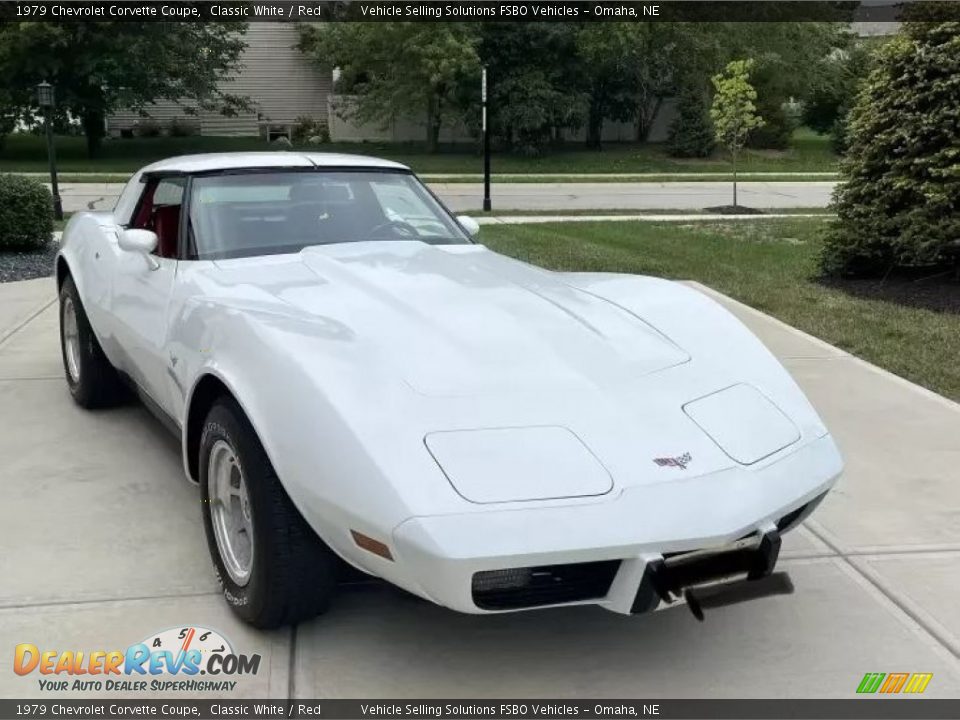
[746, 98, 794, 150]
[291, 116, 330, 144]
[667, 88, 715, 158]
[821, 20, 960, 275]
[0, 175, 54, 250]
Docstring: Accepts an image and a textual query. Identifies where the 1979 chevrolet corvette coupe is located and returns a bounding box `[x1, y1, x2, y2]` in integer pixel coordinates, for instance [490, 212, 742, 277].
[56, 152, 843, 627]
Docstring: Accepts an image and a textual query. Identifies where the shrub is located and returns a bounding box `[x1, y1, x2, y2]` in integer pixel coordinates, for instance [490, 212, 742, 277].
[133, 118, 163, 138]
[821, 20, 960, 276]
[667, 89, 715, 158]
[291, 116, 330, 144]
[746, 99, 795, 150]
[270, 136, 293, 149]
[168, 118, 200, 137]
[0, 175, 54, 250]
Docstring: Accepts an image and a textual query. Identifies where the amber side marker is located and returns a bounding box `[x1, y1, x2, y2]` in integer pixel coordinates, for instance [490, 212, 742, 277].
[351, 530, 394, 561]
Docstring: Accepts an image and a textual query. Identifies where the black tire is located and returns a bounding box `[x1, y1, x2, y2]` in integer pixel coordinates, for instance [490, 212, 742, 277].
[199, 396, 338, 628]
[58, 276, 126, 408]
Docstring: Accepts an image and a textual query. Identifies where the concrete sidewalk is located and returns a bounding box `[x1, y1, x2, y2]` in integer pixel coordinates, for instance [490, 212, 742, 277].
[1, 277, 958, 699]
[53, 180, 835, 213]
[476, 213, 829, 224]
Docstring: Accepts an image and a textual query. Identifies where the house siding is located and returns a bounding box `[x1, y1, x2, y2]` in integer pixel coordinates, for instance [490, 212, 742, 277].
[107, 23, 330, 137]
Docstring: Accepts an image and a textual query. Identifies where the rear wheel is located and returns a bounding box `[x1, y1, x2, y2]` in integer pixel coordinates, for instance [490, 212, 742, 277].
[58, 276, 126, 408]
[199, 396, 338, 628]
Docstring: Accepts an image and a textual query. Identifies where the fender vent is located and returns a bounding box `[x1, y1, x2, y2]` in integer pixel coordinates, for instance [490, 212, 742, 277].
[472, 560, 621, 610]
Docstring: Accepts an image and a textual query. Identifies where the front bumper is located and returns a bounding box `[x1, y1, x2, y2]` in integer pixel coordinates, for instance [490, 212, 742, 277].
[390, 434, 841, 614]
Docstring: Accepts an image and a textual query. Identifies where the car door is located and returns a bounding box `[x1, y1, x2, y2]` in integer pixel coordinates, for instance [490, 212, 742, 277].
[110, 177, 185, 417]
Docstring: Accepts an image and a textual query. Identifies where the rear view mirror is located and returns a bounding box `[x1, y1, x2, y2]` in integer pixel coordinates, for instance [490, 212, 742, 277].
[456, 215, 481, 239]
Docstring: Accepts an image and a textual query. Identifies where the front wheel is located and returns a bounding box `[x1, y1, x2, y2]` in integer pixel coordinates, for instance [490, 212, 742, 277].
[199, 397, 338, 628]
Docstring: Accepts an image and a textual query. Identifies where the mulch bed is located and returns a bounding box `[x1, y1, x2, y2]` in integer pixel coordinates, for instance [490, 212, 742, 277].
[0, 241, 58, 283]
[820, 273, 960, 315]
[703, 205, 765, 215]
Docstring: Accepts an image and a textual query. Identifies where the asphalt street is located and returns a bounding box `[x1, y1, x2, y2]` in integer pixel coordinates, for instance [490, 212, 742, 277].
[1, 277, 959, 698]
[53, 180, 835, 213]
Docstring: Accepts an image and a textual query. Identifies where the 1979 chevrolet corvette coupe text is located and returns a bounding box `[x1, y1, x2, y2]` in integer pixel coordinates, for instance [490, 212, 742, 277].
[56, 153, 842, 627]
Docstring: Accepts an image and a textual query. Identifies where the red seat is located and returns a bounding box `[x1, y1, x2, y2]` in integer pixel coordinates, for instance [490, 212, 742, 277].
[151, 206, 180, 258]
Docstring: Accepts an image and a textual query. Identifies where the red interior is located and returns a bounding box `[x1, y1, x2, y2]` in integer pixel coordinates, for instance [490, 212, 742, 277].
[152, 206, 180, 258]
[130, 181, 180, 259]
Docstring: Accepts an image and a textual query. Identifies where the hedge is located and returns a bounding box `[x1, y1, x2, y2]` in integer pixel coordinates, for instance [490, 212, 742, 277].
[0, 174, 54, 250]
[821, 20, 960, 275]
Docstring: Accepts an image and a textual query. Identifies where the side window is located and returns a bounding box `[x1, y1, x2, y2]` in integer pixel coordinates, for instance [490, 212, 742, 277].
[130, 177, 185, 259]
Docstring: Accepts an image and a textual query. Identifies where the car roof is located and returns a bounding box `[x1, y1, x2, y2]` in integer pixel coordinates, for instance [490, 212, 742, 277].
[139, 152, 410, 174]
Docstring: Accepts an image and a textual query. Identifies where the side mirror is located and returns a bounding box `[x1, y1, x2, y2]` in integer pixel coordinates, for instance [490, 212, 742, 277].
[456, 215, 481, 239]
[119, 229, 158, 254]
[118, 229, 159, 270]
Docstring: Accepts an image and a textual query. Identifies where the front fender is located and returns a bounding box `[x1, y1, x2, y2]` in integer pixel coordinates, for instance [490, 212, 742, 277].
[174, 302, 422, 577]
[57, 212, 124, 364]
[558, 272, 830, 440]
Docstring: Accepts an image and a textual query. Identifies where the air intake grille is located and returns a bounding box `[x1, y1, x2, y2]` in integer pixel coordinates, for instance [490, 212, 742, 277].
[472, 560, 621, 610]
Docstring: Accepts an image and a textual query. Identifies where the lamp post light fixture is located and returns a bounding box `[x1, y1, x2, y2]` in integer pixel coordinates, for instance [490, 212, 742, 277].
[36, 81, 63, 221]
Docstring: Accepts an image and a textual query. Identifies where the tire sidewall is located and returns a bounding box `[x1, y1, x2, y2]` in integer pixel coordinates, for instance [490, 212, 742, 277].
[59, 280, 84, 396]
[199, 402, 270, 623]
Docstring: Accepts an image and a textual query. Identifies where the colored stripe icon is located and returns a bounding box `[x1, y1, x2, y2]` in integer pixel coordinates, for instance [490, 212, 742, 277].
[857, 672, 933, 694]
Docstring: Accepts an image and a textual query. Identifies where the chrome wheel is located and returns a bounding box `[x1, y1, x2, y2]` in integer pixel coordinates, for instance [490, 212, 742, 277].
[208, 440, 254, 586]
[62, 297, 81, 384]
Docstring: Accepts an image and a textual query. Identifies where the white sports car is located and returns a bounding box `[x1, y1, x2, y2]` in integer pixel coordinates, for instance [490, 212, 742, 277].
[56, 152, 842, 627]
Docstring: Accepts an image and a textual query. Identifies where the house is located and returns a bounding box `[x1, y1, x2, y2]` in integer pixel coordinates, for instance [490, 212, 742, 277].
[107, 24, 332, 139]
[106, 22, 675, 145]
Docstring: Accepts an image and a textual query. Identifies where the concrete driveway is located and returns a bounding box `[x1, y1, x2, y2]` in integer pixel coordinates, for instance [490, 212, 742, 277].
[55, 180, 835, 214]
[1, 277, 959, 699]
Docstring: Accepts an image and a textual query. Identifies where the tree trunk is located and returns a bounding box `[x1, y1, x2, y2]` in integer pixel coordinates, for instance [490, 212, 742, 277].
[82, 109, 105, 158]
[586, 101, 603, 150]
[425, 95, 441, 154]
[732, 150, 738, 208]
[636, 96, 663, 143]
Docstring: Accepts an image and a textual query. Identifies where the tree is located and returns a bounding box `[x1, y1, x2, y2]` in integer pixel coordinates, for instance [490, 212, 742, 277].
[575, 24, 644, 149]
[821, 19, 960, 276]
[0, 21, 248, 156]
[802, 40, 874, 153]
[713, 23, 849, 149]
[468, 23, 585, 156]
[711, 60, 765, 207]
[667, 86, 715, 158]
[299, 23, 479, 153]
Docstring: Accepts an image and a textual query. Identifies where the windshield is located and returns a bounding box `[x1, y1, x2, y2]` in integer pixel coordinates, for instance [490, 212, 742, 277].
[187, 170, 470, 260]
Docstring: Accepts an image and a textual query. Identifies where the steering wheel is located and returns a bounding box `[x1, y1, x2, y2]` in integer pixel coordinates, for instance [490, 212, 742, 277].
[368, 220, 420, 240]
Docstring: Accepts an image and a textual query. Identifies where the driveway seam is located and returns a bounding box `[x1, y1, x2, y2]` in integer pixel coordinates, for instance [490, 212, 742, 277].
[0, 590, 220, 612]
[0, 297, 55, 349]
[287, 625, 298, 700]
[804, 523, 960, 662]
[841, 547, 960, 558]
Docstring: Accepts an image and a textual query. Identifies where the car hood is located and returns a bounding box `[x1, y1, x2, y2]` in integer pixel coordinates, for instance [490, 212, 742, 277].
[215, 241, 689, 398]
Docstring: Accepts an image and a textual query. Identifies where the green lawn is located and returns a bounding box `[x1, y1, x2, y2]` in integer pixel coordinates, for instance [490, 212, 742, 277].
[0, 128, 838, 175]
[480, 218, 960, 402]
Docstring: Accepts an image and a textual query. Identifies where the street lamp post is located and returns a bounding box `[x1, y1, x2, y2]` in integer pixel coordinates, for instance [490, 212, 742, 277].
[482, 66, 491, 212]
[36, 81, 63, 221]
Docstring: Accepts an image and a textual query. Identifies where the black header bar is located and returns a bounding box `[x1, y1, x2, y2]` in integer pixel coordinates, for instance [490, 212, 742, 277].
[0, 1, 948, 24]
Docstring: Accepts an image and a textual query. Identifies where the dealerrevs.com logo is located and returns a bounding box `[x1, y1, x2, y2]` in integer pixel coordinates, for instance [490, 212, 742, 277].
[13, 626, 260, 693]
